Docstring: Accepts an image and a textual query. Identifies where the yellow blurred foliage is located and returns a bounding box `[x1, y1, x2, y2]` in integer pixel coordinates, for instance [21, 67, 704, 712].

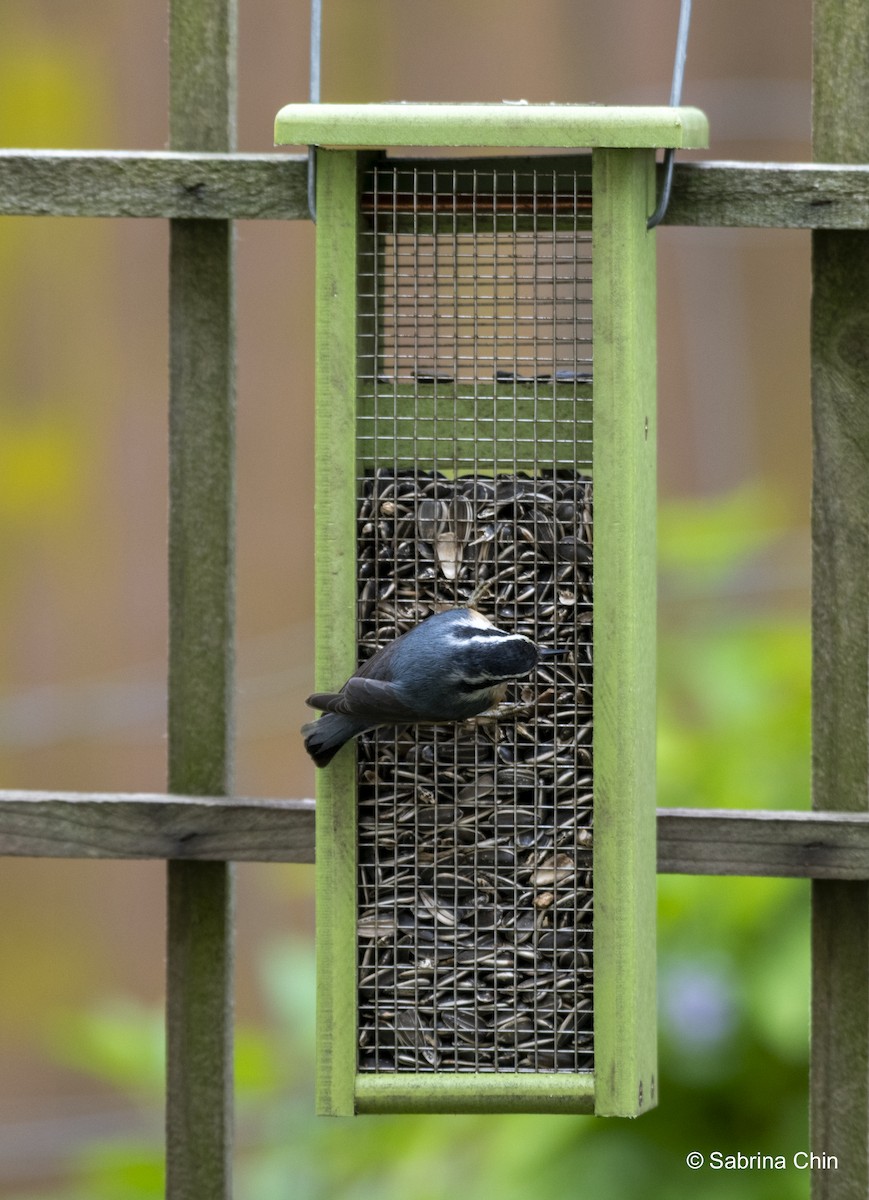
[0, 416, 82, 524]
[0, 27, 113, 547]
[0, 23, 108, 148]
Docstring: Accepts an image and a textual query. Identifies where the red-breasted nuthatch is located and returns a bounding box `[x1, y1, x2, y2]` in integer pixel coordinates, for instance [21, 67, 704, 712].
[301, 607, 540, 768]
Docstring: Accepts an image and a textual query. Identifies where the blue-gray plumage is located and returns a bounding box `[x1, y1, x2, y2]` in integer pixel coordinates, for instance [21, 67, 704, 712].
[301, 607, 539, 767]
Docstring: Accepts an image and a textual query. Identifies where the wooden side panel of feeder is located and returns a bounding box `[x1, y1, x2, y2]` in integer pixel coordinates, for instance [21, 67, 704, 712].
[591, 147, 658, 1117]
[314, 148, 361, 1117]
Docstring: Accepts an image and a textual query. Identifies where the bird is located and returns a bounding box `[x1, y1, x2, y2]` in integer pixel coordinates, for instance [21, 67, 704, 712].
[301, 607, 541, 768]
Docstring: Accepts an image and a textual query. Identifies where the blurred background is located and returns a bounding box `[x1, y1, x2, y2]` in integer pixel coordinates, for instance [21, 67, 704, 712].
[0, 1, 811, 1196]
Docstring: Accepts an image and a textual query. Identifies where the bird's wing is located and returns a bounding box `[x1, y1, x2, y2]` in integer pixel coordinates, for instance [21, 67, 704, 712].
[305, 691, 344, 713]
[330, 676, 418, 723]
[355, 642, 398, 680]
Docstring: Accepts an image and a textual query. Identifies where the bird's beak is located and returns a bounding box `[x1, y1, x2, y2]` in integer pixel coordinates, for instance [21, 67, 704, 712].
[538, 646, 568, 658]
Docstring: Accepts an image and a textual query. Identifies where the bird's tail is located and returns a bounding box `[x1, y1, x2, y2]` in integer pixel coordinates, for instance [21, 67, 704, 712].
[301, 713, 365, 768]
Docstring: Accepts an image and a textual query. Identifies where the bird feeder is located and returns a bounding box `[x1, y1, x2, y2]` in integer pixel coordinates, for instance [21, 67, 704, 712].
[275, 103, 708, 1116]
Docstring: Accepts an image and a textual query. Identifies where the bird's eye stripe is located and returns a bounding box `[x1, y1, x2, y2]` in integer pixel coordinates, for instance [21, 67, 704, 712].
[450, 628, 531, 648]
[450, 625, 506, 640]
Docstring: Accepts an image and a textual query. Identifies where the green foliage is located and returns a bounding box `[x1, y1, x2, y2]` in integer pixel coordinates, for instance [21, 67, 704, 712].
[658, 482, 810, 814]
[658, 483, 789, 584]
[54, 1144, 165, 1200]
[47, 1001, 166, 1101]
[30, 487, 810, 1200]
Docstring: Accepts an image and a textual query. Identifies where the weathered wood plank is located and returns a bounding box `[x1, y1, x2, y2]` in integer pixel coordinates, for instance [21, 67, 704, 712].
[167, 220, 236, 795]
[665, 160, 869, 229]
[658, 809, 869, 880]
[810, 3, 869, 1196]
[0, 150, 309, 219]
[2, 152, 869, 229]
[0, 792, 315, 861]
[165, 859, 233, 1200]
[166, 1, 237, 1196]
[8, 793, 869, 880]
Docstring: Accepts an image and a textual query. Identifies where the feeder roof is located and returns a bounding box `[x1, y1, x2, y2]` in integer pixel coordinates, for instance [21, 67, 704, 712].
[274, 102, 708, 150]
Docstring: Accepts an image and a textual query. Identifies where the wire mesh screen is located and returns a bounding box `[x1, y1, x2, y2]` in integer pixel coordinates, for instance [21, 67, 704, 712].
[356, 161, 593, 1074]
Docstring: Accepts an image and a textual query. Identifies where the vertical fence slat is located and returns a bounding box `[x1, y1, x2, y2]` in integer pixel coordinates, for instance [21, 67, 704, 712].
[167, 2, 237, 1197]
[810, 3, 869, 1197]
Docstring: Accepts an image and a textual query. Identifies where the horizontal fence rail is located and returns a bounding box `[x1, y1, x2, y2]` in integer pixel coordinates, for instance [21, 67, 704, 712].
[1, 151, 869, 228]
[0, 150, 308, 220]
[3, 791, 869, 878]
[663, 160, 869, 228]
[0, 792, 315, 861]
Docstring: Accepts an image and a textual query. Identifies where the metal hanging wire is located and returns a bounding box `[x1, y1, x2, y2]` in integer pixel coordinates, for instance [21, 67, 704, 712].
[307, 0, 692, 228]
[307, 0, 322, 221]
[647, 0, 693, 230]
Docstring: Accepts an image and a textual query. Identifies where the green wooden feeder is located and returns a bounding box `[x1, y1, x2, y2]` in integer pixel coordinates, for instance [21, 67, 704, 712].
[275, 102, 708, 1117]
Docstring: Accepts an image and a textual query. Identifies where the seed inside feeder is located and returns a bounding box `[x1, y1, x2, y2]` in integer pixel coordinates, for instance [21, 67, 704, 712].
[356, 468, 594, 1074]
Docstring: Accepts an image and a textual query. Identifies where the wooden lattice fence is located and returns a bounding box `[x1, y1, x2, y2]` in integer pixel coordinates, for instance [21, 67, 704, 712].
[2, 1, 869, 1196]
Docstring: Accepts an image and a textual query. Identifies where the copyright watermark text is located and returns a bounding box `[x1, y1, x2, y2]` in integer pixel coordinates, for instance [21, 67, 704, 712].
[686, 1151, 839, 1172]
